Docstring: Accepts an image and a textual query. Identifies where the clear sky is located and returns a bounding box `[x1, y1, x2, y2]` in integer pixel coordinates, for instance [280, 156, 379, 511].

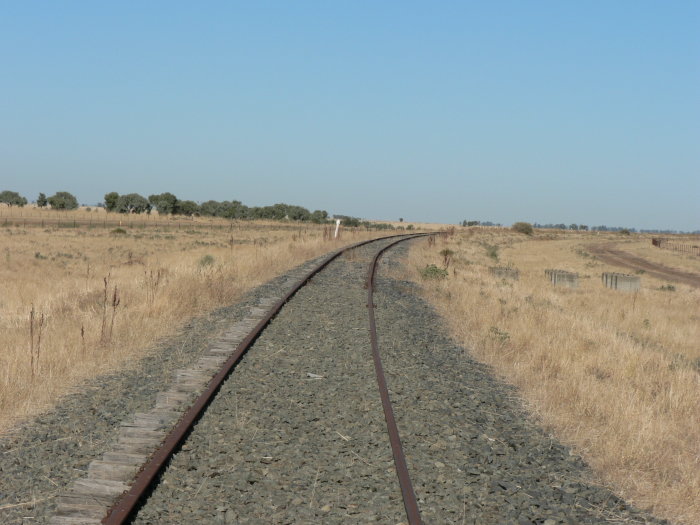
[1, 1, 698, 230]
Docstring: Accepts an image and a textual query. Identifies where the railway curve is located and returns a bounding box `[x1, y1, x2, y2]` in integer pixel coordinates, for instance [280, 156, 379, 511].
[0, 235, 668, 525]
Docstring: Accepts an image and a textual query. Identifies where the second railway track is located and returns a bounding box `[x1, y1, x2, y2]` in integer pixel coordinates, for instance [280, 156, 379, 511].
[9, 234, 667, 525]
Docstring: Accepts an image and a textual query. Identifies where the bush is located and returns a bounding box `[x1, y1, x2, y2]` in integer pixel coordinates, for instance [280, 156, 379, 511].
[110, 228, 127, 235]
[512, 222, 534, 235]
[420, 264, 448, 280]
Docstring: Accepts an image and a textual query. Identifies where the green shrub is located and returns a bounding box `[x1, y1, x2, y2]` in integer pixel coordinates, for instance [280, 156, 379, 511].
[420, 264, 448, 280]
[512, 222, 534, 235]
[485, 244, 499, 261]
[199, 254, 215, 267]
[660, 284, 676, 292]
[110, 228, 127, 235]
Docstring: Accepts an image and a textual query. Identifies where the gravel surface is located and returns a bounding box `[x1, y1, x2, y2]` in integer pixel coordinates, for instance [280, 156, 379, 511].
[0, 254, 330, 525]
[1, 238, 669, 524]
[131, 239, 406, 524]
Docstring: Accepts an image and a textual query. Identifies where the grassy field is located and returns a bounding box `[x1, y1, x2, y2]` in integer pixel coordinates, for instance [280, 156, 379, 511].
[407, 228, 699, 525]
[0, 216, 394, 433]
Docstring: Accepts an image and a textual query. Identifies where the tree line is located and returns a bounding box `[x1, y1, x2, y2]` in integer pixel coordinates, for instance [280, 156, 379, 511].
[0, 189, 333, 223]
[0, 190, 78, 209]
[103, 192, 331, 223]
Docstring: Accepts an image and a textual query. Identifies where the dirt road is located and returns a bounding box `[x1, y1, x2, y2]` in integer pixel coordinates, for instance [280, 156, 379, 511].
[588, 243, 700, 288]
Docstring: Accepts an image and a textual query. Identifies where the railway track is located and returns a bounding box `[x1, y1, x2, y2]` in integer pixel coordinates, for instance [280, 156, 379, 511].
[49, 234, 428, 524]
[5, 234, 666, 524]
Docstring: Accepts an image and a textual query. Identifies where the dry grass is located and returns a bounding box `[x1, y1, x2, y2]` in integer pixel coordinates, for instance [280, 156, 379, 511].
[617, 237, 700, 275]
[0, 218, 390, 433]
[406, 228, 699, 525]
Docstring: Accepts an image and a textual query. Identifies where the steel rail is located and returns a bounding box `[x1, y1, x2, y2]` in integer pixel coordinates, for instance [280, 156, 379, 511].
[101, 233, 429, 524]
[366, 236, 425, 525]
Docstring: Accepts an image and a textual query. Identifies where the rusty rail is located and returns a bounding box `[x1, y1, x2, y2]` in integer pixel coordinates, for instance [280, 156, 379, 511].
[102, 233, 429, 524]
[366, 237, 424, 525]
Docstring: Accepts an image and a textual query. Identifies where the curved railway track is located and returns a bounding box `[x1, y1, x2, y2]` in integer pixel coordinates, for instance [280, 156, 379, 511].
[50, 234, 428, 525]
[35, 233, 669, 525]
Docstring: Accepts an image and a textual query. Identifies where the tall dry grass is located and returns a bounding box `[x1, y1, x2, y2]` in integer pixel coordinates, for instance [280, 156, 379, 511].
[407, 229, 699, 525]
[0, 220, 390, 433]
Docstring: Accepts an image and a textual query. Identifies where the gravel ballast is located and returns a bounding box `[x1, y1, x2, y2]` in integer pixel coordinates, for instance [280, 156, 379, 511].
[1, 237, 668, 524]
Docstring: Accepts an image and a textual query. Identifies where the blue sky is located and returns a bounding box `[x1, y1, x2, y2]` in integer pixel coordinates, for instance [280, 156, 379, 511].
[1, 1, 698, 230]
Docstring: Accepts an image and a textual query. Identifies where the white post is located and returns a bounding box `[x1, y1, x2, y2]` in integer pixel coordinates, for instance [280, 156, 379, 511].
[334, 219, 341, 239]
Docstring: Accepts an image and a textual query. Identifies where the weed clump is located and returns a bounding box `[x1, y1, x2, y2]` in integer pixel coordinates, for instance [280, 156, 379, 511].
[485, 244, 499, 261]
[199, 254, 215, 267]
[420, 264, 448, 280]
[111, 228, 127, 235]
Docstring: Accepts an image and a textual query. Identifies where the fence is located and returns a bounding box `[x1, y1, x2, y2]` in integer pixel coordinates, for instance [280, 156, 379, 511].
[651, 238, 700, 256]
[602, 272, 641, 292]
[545, 269, 579, 288]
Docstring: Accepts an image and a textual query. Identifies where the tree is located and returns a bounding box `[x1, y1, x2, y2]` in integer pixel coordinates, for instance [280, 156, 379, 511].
[512, 221, 534, 235]
[569, 224, 578, 231]
[115, 193, 151, 214]
[104, 192, 119, 212]
[148, 192, 178, 214]
[174, 200, 199, 216]
[286, 205, 311, 221]
[0, 190, 28, 207]
[311, 210, 329, 223]
[199, 200, 224, 217]
[37, 193, 47, 207]
[220, 200, 248, 219]
[579, 225, 588, 231]
[47, 191, 79, 210]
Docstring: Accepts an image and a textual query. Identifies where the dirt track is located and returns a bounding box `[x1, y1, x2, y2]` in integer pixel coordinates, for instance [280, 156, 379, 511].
[587, 243, 700, 288]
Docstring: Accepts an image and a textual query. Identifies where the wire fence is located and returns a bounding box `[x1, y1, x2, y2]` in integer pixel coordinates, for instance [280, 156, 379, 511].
[651, 238, 700, 256]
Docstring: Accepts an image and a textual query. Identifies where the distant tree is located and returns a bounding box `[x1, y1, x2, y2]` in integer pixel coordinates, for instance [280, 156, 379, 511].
[286, 205, 311, 221]
[466, 220, 480, 227]
[569, 224, 578, 231]
[340, 216, 361, 227]
[579, 225, 588, 231]
[310, 210, 329, 223]
[47, 191, 79, 210]
[399, 218, 404, 222]
[220, 200, 248, 219]
[0, 190, 28, 207]
[148, 192, 178, 214]
[104, 192, 120, 212]
[36, 192, 47, 207]
[512, 222, 534, 235]
[174, 200, 199, 216]
[199, 200, 225, 217]
[115, 193, 151, 214]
